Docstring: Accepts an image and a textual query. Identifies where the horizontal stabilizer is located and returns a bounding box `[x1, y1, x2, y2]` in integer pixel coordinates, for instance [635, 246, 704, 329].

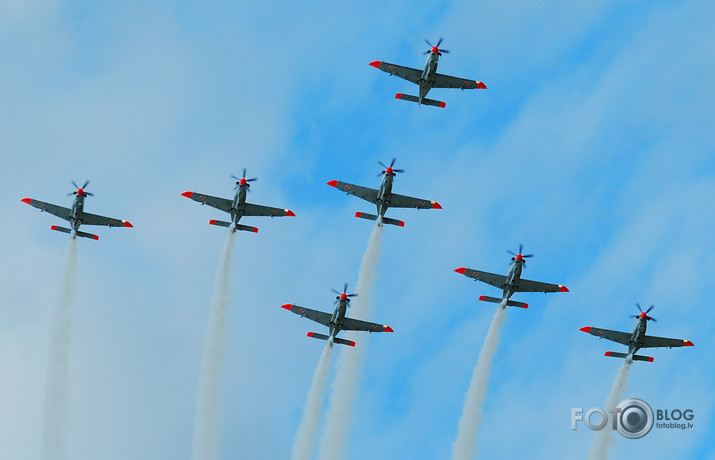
[394, 93, 446, 108]
[234, 223, 258, 233]
[478, 295, 528, 309]
[307, 332, 355, 347]
[604, 351, 654, 362]
[355, 212, 404, 227]
[209, 219, 231, 227]
[50, 225, 98, 241]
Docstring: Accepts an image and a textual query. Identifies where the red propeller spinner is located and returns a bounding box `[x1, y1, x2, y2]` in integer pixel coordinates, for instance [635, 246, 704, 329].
[340, 293, 347, 300]
[431, 46, 439, 54]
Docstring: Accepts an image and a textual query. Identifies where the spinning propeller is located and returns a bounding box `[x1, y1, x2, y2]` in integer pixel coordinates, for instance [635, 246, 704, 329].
[424, 38, 450, 55]
[231, 168, 258, 190]
[507, 244, 534, 263]
[631, 303, 657, 322]
[69, 180, 93, 197]
[332, 283, 358, 302]
[378, 158, 404, 177]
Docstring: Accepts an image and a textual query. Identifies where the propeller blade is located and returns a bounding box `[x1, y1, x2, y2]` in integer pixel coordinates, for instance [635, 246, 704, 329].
[230, 174, 240, 180]
[85, 192, 94, 196]
[629, 315, 640, 319]
[523, 254, 534, 258]
[347, 293, 358, 298]
[390, 157, 396, 167]
[392, 169, 405, 173]
[436, 37, 443, 47]
[246, 178, 258, 182]
[331, 288, 341, 295]
[636, 303, 643, 313]
[378, 161, 388, 169]
[424, 39, 433, 47]
[518, 243, 524, 254]
[343, 282, 348, 294]
[507, 250, 517, 256]
[648, 316, 658, 322]
[242, 168, 247, 179]
[646, 305, 655, 314]
[82, 180, 90, 189]
[440, 49, 451, 54]
[68, 192, 75, 196]
[71, 180, 79, 189]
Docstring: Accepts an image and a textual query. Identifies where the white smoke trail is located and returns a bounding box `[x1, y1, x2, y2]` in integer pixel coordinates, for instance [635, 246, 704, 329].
[192, 230, 237, 460]
[291, 341, 334, 460]
[587, 358, 632, 460]
[318, 222, 383, 460]
[452, 299, 508, 460]
[42, 237, 78, 460]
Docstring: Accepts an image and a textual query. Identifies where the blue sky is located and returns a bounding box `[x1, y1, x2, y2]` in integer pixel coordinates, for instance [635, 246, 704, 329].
[1, 1, 713, 459]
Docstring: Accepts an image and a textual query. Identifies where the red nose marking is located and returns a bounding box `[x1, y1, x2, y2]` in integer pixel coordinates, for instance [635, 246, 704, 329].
[240, 178, 246, 185]
[516, 254, 523, 261]
[341, 293, 347, 300]
[432, 46, 439, 54]
[77, 188, 83, 195]
[386, 167, 393, 175]
[640, 312, 647, 319]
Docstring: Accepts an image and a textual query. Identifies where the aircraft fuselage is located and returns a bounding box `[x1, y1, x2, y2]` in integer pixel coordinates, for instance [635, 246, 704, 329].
[69, 194, 85, 232]
[418, 52, 440, 102]
[628, 317, 649, 356]
[328, 298, 350, 339]
[230, 183, 249, 225]
[375, 172, 396, 218]
[502, 259, 525, 300]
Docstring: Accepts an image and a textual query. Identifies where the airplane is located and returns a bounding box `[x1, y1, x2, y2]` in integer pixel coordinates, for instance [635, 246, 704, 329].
[21, 180, 133, 240]
[369, 38, 487, 108]
[327, 158, 442, 227]
[580, 304, 694, 363]
[454, 244, 569, 309]
[281, 283, 393, 347]
[181, 169, 295, 233]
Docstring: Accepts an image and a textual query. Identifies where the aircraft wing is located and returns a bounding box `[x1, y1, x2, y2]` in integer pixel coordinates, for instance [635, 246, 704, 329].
[432, 73, 487, 90]
[640, 335, 694, 349]
[455, 268, 508, 289]
[341, 317, 393, 333]
[81, 212, 132, 227]
[580, 326, 632, 345]
[329, 181, 379, 204]
[182, 191, 232, 213]
[282, 304, 332, 327]
[388, 192, 441, 209]
[515, 278, 569, 293]
[370, 61, 422, 84]
[22, 198, 72, 221]
[243, 203, 295, 217]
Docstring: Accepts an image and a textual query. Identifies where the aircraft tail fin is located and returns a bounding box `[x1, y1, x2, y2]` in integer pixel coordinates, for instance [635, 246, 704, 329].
[478, 295, 528, 309]
[355, 212, 404, 227]
[307, 332, 355, 347]
[50, 225, 98, 241]
[208, 220, 258, 233]
[604, 351, 654, 362]
[394, 93, 446, 108]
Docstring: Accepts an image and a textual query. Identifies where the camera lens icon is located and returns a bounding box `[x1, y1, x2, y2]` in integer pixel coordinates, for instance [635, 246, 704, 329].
[616, 398, 654, 439]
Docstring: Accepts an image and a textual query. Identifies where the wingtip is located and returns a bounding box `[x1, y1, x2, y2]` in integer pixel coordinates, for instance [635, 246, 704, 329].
[559, 285, 570, 292]
[384, 326, 394, 333]
[454, 267, 467, 274]
[477, 81, 487, 89]
[285, 210, 296, 217]
[93, 235, 99, 241]
[326, 180, 338, 188]
[307, 332, 314, 338]
[684, 340, 694, 347]
[252, 227, 259, 233]
[281, 304, 292, 310]
[122, 220, 133, 228]
[579, 326, 592, 333]
[181, 191, 192, 198]
[439, 101, 446, 108]
[369, 60, 380, 68]
[395, 93, 403, 99]
[355, 212, 362, 218]
[21, 198, 31, 204]
[431, 201, 442, 209]
[478, 295, 486, 301]
[604, 351, 612, 357]
[209, 219, 217, 225]
[398, 220, 405, 227]
[648, 357, 655, 362]
[348, 341, 356, 347]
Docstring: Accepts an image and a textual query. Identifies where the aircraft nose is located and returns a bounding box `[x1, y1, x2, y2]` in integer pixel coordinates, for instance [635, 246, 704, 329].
[432, 46, 438, 54]
[341, 293, 347, 300]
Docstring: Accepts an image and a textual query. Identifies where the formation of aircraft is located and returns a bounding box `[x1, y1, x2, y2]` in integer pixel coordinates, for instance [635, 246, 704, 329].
[21, 181, 133, 240]
[369, 38, 487, 108]
[281, 284, 393, 347]
[579, 304, 694, 362]
[327, 158, 441, 227]
[181, 169, 295, 233]
[454, 244, 569, 308]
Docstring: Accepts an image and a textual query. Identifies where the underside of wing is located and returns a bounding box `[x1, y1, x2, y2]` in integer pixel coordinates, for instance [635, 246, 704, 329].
[515, 278, 569, 293]
[388, 192, 442, 210]
[327, 180, 379, 204]
[341, 317, 393, 333]
[81, 211, 133, 227]
[580, 326, 632, 346]
[432, 73, 487, 90]
[369, 61, 422, 85]
[242, 203, 295, 217]
[22, 198, 71, 221]
[640, 335, 694, 349]
[281, 304, 332, 327]
[181, 191, 232, 214]
[454, 267, 507, 289]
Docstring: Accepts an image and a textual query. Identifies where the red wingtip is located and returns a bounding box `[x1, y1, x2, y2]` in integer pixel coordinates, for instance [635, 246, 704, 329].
[369, 60, 380, 68]
[307, 332, 314, 338]
[384, 326, 394, 333]
[648, 357, 655, 362]
[123, 221, 133, 228]
[559, 285, 570, 292]
[281, 304, 292, 310]
[395, 93, 402, 99]
[454, 267, 467, 274]
[209, 219, 216, 225]
[349, 341, 356, 347]
[478, 295, 486, 301]
[523, 303, 529, 309]
[252, 227, 258, 233]
[285, 210, 296, 217]
[326, 180, 338, 188]
[439, 102, 446, 108]
[684, 340, 694, 347]
[51, 225, 57, 230]
[93, 235, 99, 240]
[579, 326, 592, 333]
[476, 81, 487, 89]
[181, 191, 192, 198]
[398, 221, 405, 227]
[21, 198, 31, 204]
[432, 201, 442, 209]
[604, 351, 612, 357]
[355, 212, 362, 218]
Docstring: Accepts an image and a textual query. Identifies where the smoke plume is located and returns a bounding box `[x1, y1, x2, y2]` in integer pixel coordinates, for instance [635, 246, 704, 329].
[587, 358, 633, 460]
